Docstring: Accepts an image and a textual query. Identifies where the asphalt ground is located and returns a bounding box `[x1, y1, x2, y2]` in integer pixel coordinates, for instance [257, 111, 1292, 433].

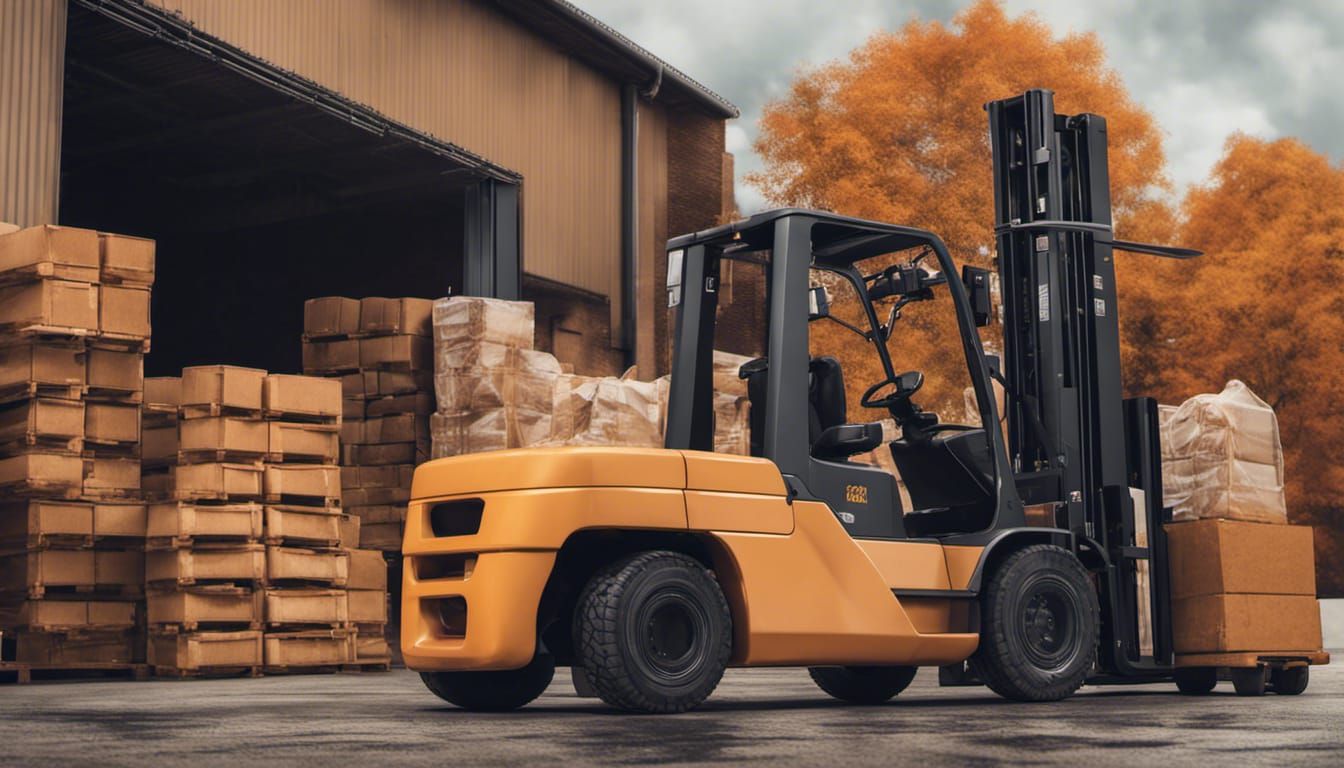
[2, 661, 1340, 766]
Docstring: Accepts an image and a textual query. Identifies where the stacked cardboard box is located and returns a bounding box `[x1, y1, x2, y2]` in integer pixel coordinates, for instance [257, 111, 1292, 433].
[0, 225, 151, 669]
[144, 366, 268, 676]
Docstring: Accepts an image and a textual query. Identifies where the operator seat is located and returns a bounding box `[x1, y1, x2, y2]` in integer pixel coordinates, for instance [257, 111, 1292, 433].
[741, 355, 870, 459]
[889, 427, 997, 536]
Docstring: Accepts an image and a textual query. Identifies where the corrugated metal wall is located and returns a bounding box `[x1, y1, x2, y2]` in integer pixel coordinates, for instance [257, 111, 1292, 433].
[148, 0, 622, 299]
[0, 0, 66, 227]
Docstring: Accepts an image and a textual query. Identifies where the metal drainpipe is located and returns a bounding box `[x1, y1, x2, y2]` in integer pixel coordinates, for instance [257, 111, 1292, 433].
[620, 82, 638, 368]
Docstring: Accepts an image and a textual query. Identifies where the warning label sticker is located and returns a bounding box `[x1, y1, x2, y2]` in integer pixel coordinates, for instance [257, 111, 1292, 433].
[1038, 283, 1050, 322]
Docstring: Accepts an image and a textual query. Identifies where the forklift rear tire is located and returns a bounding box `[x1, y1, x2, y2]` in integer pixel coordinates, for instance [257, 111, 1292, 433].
[969, 544, 1099, 702]
[1270, 666, 1309, 695]
[574, 551, 732, 714]
[809, 665, 917, 704]
[1230, 666, 1267, 696]
[420, 654, 556, 711]
[1173, 667, 1218, 695]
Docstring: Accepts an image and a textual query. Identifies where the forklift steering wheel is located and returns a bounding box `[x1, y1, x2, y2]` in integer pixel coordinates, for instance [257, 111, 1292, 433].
[861, 370, 923, 409]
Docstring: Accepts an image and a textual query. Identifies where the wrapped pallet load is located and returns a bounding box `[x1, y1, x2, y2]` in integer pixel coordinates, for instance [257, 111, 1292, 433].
[1159, 379, 1286, 524]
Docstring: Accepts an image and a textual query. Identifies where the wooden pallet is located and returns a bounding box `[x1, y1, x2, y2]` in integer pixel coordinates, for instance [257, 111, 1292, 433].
[83, 387, 144, 405]
[0, 661, 150, 684]
[150, 621, 264, 634]
[0, 324, 94, 343]
[81, 440, 140, 459]
[176, 450, 266, 466]
[89, 334, 150, 354]
[0, 261, 100, 288]
[179, 404, 263, 421]
[0, 381, 83, 406]
[1174, 650, 1331, 669]
[261, 410, 341, 428]
[0, 434, 83, 458]
[20, 583, 145, 601]
[341, 660, 392, 673]
[262, 494, 341, 509]
[79, 488, 145, 503]
[145, 535, 261, 551]
[0, 480, 82, 500]
[152, 665, 262, 680]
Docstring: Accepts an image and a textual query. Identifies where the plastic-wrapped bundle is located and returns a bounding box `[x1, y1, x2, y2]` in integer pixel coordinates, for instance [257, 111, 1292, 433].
[713, 392, 750, 455]
[1159, 380, 1286, 524]
[712, 351, 754, 400]
[432, 296, 534, 348]
[555, 377, 663, 448]
[430, 407, 551, 458]
[436, 368, 558, 414]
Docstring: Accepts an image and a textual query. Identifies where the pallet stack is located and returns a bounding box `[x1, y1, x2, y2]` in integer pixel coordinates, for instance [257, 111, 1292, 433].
[302, 296, 434, 662]
[0, 225, 151, 678]
[144, 366, 269, 677]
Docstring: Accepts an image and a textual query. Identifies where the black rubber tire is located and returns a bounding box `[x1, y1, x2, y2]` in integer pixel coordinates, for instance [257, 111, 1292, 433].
[1173, 667, 1218, 695]
[1270, 666, 1309, 695]
[809, 665, 917, 704]
[573, 550, 732, 713]
[420, 654, 555, 711]
[1230, 666, 1267, 696]
[968, 544, 1100, 702]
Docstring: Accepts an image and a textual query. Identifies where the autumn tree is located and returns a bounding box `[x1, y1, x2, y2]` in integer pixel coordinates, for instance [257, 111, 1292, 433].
[1132, 136, 1344, 594]
[750, 0, 1173, 419]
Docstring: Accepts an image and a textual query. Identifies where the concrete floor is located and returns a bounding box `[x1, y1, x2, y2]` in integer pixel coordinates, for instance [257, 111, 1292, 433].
[3, 662, 1340, 766]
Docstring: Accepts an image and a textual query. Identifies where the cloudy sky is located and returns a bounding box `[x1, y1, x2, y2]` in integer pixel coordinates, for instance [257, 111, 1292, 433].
[574, 0, 1344, 214]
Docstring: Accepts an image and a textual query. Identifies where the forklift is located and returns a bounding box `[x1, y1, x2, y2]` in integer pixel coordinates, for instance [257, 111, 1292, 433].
[401, 90, 1319, 712]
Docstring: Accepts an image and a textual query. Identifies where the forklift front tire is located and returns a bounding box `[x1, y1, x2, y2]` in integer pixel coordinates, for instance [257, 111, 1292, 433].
[809, 665, 917, 704]
[1173, 667, 1218, 695]
[969, 544, 1099, 702]
[574, 551, 732, 714]
[420, 654, 556, 711]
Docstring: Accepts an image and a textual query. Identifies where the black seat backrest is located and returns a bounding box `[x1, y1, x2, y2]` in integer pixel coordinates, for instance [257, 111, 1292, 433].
[808, 356, 846, 444]
[741, 355, 848, 456]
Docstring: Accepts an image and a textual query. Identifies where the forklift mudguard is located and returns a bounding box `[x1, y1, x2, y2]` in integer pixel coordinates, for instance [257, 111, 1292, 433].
[963, 527, 1078, 593]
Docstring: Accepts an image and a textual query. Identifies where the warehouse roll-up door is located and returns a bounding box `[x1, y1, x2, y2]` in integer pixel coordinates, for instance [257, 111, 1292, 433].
[56, 1, 521, 375]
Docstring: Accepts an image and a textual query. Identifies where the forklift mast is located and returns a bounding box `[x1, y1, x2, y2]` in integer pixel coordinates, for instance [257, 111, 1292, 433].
[987, 90, 1176, 674]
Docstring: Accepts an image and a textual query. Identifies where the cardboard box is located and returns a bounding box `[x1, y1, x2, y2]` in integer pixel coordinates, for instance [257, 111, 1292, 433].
[339, 514, 361, 549]
[366, 392, 434, 417]
[181, 365, 266, 413]
[348, 505, 407, 525]
[264, 588, 348, 627]
[267, 421, 339, 464]
[302, 339, 359, 374]
[263, 464, 340, 501]
[84, 401, 141, 445]
[340, 418, 364, 447]
[343, 487, 411, 507]
[148, 586, 261, 628]
[0, 451, 84, 492]
[0, 224, 100, 282]
[85, 348, 143, 396]
[346, 589, 388, 624]
[142, 422, 178, 465]
[147, 502, 263, 542]
[266, 546, 349, 586]
[359, 335, 432, 372]
[83, 456, 142, 495]
[95, 549, 145, 589]
[264, 630, 352, 667]
[358, 521, 404, 551]
[0, 549, 96, 592]
[0, 342, 84, 398]
[148, 630, 263, 671]
[1166, 519, 1317, 600]
[17, 630, 140, 665]
[174, 462, 262, 501]
[3, 599, 137, 631]
[344, 369, 433, 399]
[0, 499, 93, 544]
[0, 279, 99, 333]
[144, 376, 182, 408]
[92, 502, 148, 539]
[303, 297, 360, 339]
[346, 549, 388, 591]
[179, 417, 268, 457]
[350, 443, 426, 466]
[359, 297, 433, 337]
[0, 398, 84, 442]
[264, 505, 342, 547]
[360, 413, 429, 445]
[354, 630, 391, 662]
[342, 464, 414, 491]
[98, 232, 155, 286]
[1172, 594, 1323, 653]
[262, 374, 342, 421]
[145, 545, 266, 585]
[342, 398, 364, 421]
[99, 284, 151, 339]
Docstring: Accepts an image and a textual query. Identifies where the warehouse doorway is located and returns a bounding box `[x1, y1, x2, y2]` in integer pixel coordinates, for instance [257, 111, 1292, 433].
[57, 2, 519, 376]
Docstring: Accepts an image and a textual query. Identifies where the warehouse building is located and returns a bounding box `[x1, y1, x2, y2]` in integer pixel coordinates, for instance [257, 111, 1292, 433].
[1, 0, 740, 378]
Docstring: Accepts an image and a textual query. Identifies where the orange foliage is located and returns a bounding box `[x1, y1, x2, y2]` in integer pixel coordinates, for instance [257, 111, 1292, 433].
[1130, 136, 1344, 593]
[751, 0, 1172, 418]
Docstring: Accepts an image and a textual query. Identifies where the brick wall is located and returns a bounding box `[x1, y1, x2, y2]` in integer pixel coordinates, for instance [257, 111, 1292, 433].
[524, 275, 626, 377]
